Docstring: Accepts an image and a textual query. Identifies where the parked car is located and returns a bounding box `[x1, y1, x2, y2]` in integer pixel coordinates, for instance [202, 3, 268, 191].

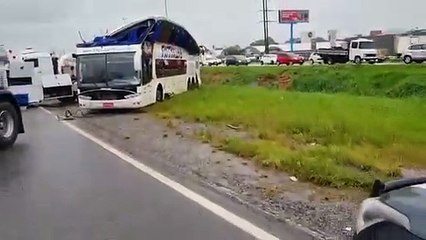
[0, 90, 25, 149]
[260, 54, 277, 65]
[225, 55, 248, 66]
[246, 54, 260, 63]
[277, 53, 305, 65]
[402, 44, 426, 64]
[308, 52, 324, 64]
[354, 178, 426, 240]
[202, 57, 221, 66]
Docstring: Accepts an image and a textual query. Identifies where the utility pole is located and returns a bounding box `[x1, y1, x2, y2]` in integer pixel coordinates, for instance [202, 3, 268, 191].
[265, 0, 269, 53]
[164, 0, 169, 18]
[261, 0, 270, 54]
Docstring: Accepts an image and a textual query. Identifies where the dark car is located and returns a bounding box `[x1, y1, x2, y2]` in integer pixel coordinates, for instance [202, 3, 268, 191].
[0, 90, 25, 149]
[354, 178, 426, 240]
[225, 55, 248, 66]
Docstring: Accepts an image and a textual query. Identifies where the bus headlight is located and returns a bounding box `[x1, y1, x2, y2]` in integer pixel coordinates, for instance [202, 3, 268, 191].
[124, 93, 141, 99]
[79, 95, 92, 100]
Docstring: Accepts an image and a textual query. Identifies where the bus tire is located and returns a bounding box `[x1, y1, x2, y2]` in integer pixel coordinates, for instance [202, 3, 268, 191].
[187, 78, 192, 90]
[190, 77, 196, 90]
[0, 102, 19, 149]
[156, 85, 164, 102]
[195, 75, 200, 88]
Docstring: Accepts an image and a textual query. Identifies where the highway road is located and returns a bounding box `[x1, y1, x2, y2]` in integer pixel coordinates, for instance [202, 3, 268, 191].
[205, 61, 405, 67]
[0, 108, 313, 240]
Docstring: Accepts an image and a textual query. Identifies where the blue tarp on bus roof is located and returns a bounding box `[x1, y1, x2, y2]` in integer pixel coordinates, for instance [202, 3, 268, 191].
[77, 17, 200, 55]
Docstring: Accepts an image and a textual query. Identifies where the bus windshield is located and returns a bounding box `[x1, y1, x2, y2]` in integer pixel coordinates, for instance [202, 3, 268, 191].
[77, 52, 140, 87]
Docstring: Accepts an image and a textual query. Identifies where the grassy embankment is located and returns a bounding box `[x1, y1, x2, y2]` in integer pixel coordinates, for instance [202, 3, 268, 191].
[152, 65, 426, 189]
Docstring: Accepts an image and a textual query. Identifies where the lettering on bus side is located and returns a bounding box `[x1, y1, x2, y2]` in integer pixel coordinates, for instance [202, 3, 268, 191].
[159, 45, 183, 59]
[156, 45, 187, 78]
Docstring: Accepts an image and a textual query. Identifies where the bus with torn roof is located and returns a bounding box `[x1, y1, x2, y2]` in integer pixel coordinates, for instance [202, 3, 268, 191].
[74, 17, 201, 109]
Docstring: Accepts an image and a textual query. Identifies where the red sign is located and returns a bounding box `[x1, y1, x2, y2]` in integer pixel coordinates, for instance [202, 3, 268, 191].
[102, 102, 114, 108]
[278, 10, 309, 24]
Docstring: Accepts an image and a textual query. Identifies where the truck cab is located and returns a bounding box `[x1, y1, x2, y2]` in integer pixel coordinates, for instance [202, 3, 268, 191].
[349, 39, 379, 64]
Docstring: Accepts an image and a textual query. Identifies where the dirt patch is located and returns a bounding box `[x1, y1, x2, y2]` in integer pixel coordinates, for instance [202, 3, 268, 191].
[202, 72, 235, 85]
[258, 73, 293, 90]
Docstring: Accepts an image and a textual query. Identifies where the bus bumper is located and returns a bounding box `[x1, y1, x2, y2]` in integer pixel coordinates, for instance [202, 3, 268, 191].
[78, 96, 145, 109]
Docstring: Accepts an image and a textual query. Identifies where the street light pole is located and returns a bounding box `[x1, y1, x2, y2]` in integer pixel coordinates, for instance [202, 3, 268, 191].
[164, 0, 169, 18]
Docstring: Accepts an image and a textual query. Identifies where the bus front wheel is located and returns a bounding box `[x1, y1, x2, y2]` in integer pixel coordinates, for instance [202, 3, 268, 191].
[156, 85, 164, 102]
[191, 77, 197, 89]
[187, 78, 192, 90]
[195, 75, 200, 88]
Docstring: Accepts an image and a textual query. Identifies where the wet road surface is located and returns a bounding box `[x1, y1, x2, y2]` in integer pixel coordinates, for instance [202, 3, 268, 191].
[0, 109, 260, 240]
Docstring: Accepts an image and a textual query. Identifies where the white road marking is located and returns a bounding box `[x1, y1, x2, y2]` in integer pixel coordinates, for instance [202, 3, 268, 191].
[40, 107, 279, 240]
[414, 183, 426, 189]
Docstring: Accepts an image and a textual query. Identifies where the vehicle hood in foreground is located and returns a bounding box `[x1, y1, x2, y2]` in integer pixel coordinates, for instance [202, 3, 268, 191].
[380, 184, 426, 239]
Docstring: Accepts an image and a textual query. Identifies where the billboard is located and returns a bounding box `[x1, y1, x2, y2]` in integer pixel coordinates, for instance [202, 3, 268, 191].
[278, 10, 309, 24]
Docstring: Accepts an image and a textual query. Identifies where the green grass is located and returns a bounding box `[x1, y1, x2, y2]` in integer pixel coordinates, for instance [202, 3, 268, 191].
[202, 65, 426, 98]
[152, 85, 426, 189]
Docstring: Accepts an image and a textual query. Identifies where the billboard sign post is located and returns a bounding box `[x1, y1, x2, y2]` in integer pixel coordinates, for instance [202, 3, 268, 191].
[278, 10, 309, 52]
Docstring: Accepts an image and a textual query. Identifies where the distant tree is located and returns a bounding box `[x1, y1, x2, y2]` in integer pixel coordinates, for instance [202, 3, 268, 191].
[250, 37, 278, 46]
[312, 37, 327, 42]
[285, 38, 301, 44]
[223, 45, 243, 55]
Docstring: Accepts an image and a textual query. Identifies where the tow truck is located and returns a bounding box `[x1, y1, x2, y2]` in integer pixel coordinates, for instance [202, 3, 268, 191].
[0, 47, 75, 106]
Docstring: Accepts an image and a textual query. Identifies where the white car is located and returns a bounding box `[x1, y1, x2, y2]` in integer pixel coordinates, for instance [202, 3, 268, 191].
[260, 54, 277, 65]
[308, 52, 324, 64]
[203, 57, 221, 66]
[402, 44, 426, 64]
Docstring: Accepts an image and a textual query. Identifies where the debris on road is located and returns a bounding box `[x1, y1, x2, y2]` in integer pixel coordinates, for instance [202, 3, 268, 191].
[56, 109, 87, 121]
[226, 124, 240, 130]
[290, 176, 298, 182]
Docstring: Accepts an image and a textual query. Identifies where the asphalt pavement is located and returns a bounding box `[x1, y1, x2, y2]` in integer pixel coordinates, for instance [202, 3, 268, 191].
[0, 109, 263, 240]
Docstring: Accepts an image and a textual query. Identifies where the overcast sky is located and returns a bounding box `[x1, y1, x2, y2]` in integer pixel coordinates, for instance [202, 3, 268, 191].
[0, 0, 424, 52]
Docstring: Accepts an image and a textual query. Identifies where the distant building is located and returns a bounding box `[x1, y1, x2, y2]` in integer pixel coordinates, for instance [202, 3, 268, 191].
[374, 29, 426, 56]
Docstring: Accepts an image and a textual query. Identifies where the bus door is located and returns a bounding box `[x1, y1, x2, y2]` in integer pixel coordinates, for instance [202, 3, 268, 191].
[141, 42, 155, 104]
